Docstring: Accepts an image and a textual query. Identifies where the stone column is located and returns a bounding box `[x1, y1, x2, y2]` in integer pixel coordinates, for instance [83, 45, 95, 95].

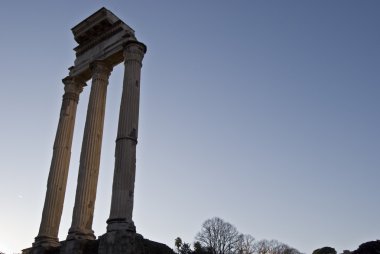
[34, 77, 85, 248]
[107, 41, 146, 232]
[67, 61, 112, 240]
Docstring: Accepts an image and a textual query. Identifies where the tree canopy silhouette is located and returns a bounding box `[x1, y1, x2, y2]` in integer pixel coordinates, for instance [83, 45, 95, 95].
[195, 217, 241, 254]
[177, 217, 302, 254]
[312, 247, 336, 254]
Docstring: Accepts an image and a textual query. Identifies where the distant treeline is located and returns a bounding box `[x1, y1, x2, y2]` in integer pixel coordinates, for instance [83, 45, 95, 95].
[175, 217, 379, 254]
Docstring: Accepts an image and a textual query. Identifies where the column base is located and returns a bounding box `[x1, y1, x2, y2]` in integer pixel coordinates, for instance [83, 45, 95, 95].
[24, 233, 174, 254]
[32, 235, 60, 248]
[67, 227, 96, 241]
[106, 218, 136, 233]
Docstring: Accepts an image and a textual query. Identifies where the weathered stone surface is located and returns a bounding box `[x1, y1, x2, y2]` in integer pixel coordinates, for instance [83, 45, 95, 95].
[24, 234, 174, 254]
[22, 245, 59, 254]
[98, 231, 174, 254]
[34, 77, 85, 248]
[107, 41, 146, 233]
[60, 239, 98, 254]
[68, 61, 112, 241]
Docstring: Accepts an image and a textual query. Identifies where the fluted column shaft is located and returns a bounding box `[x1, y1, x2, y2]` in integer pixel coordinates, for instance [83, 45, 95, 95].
[34, 77, 85, 247]
[67, 61, 112, 240]
[107, 41, 146, 232]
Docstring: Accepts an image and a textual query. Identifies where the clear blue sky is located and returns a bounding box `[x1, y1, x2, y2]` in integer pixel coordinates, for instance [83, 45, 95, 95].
[0, 1, 379, 254]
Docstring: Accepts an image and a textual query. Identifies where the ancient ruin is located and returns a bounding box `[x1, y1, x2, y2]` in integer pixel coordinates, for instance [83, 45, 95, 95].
[23, 7, 173, 254]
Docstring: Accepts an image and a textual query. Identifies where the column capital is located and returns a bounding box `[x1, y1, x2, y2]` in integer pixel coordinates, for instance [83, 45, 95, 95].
[62, 76, 86, 102]
[90, 60, 113, 76]
[123, 40, 147, 64]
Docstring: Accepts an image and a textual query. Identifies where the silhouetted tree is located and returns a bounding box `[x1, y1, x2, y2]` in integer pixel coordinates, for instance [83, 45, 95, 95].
[281, 246, 302, 254]
[181, 243, 193, 254]
[176, 237, 184, 253]
[312, 247, 336, 254]
[272, 242, 301, 254]
[236, 234, 255, 254]
[195, 217, 241, 254]
[192, 217, 302, 254]
[194, 241, 213, 254]
[175, 237, 214, 254]
[253, 239, 302, 254]
[351, 240, 380, 254]
[194, 242, 203, 252]
[175, 237, 190, 254]
[254, 239, 272, 254]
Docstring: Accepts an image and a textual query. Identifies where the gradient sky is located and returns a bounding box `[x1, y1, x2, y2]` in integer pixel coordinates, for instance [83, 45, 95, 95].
[0, 1, 379, 254]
